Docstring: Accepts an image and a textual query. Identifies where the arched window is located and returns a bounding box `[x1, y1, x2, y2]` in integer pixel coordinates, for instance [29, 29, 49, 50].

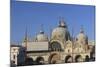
[51, 42, 62, 51]
[13, 55, 16, 59]
[13, 61, 15, 63]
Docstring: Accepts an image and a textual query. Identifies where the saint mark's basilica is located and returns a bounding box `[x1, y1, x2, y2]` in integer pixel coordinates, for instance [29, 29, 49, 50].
[10, 18, 95, 66]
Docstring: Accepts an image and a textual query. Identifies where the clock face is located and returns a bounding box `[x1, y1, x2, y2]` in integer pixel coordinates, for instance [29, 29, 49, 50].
[51, 42, 62, 51]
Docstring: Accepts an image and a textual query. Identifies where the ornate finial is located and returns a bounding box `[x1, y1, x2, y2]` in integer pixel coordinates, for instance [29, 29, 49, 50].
[68, 36, 70, 41]
[59, 16, 66, 28]
[40, 24, 44, 34]
[80, 25, 84, 33]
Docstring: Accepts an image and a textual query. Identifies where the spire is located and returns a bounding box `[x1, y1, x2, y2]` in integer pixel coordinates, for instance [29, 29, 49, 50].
[71, 26, 74, 41]
[23, 27, 28, 49]
[80, 25, 84, 33]
[24, 27, 28, 41]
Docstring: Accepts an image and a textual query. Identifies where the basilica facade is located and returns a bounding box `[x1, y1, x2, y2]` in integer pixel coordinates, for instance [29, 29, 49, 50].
[21, 19, 95, 65]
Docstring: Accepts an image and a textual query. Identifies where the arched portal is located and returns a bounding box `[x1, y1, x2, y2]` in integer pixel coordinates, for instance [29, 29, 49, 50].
[65, 55, 72, 63]
[36, 57, 44, 65]
[75, 55, 83, 62]
[85, 55, 90, 62]
[90, 52, 95, 61]
[25, 57, 34, 65]
[48, 53, 60, 64]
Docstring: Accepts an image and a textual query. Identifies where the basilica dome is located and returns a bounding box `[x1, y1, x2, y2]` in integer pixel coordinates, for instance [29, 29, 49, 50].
[36, 30, 48, 42]
[76, 27, 88, 44]
[51, 19, 71, 41]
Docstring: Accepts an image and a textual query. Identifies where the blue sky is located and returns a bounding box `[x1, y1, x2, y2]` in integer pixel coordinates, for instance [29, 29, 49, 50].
[11, 1, 95, 43]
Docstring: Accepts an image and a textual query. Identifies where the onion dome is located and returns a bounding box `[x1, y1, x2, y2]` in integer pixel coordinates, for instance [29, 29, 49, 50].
[36, 30, 48, 42]
[51, 18, 71, 41]
[76, 26, 88, 44]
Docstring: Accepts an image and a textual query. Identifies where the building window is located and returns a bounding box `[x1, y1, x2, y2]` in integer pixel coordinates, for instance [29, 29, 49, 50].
[13, 49, 16, 51]
[68, 49, 70, 53]
[13, 55, 16, 59]
[13, 61, 15, 63]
